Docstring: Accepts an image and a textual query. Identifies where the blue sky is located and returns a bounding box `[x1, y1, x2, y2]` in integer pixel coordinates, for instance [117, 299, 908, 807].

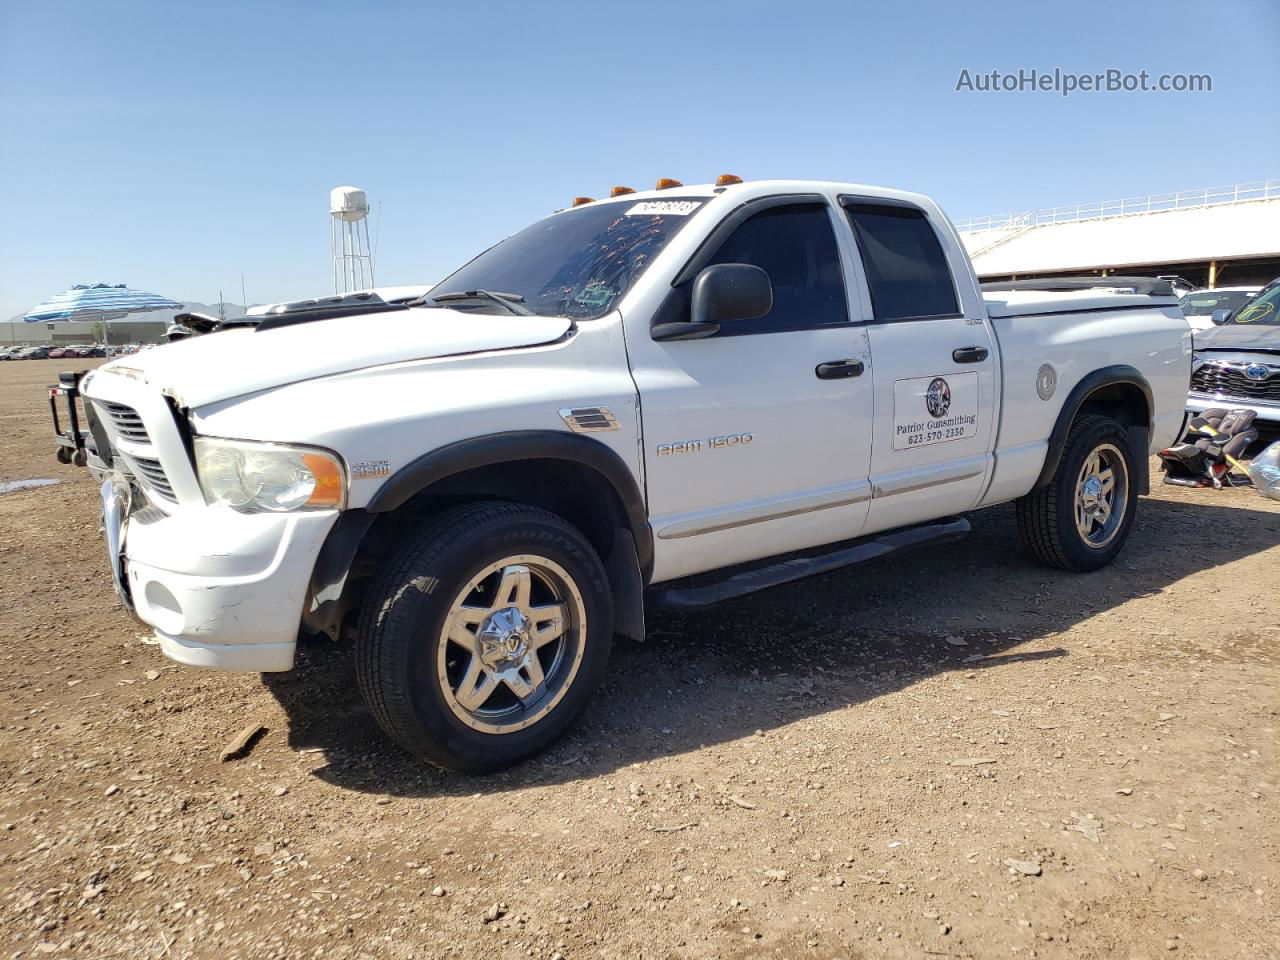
[1, 0, 1277, 319]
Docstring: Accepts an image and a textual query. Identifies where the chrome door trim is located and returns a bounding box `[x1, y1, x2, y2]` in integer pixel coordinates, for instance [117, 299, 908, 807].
[870, 456, 987, 499]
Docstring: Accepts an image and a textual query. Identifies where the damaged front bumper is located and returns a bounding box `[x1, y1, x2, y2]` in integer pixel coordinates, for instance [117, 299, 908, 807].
[62, 367, 341, 673]
[101, 472, 338, 672]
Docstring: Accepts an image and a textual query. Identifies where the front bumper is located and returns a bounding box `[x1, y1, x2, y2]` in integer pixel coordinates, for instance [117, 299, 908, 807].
[102, 473, 338, 672]
[1187, 392, 1280, 428]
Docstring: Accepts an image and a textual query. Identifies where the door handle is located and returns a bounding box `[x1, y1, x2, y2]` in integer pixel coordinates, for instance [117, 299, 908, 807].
[816, 359, 865, 380]
[952, 346, 988, 364]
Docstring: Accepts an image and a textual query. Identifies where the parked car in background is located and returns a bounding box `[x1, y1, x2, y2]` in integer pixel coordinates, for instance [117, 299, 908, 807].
[1158, 275, 1197, 298]
[1180, 287, 1262, 331]
[13, 346, 51, 360]
[1190, 278, 1280, 432]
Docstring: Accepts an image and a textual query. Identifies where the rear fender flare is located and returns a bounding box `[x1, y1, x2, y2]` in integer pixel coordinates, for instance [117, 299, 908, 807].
[1035, 365, 1153, 490]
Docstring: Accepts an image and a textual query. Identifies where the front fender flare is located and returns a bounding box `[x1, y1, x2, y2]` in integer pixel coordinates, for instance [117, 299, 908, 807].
[365, 430, 653, 577]
[301, 432, 653, 641]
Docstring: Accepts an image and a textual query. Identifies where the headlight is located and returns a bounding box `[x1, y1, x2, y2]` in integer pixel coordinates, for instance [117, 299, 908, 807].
[193, 437, 346, 512]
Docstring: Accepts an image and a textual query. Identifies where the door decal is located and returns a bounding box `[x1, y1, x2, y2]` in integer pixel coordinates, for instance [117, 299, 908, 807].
[892, 373, 979, 450]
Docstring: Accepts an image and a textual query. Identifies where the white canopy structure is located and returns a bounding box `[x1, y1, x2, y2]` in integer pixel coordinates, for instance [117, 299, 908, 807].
[957, 181, 1280, 288]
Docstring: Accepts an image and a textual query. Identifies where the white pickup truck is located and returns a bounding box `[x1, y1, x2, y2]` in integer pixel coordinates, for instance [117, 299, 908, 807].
[55, 178, 1191, 771]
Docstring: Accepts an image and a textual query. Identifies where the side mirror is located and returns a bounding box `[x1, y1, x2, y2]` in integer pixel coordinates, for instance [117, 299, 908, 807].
[1211, 308, 1232, 325]
[651, 264, 773, 341]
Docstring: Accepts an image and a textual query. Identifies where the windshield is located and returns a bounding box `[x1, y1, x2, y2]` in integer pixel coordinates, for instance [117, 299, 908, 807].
[1228, 281, 1280, 326]
[427, 198, 710, 319]
[1179, 290, 1255, 317]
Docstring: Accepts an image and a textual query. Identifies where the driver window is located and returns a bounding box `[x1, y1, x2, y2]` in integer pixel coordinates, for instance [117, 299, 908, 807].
[708, 204, 849, 336]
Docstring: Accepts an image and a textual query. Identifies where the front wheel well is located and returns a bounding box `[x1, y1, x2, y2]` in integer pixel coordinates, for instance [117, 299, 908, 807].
[307, 458, 647, 644]
[390, 458, 631, 561]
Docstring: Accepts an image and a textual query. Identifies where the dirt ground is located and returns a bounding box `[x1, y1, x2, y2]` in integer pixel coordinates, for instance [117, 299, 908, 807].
[1, 357, 1277, 960]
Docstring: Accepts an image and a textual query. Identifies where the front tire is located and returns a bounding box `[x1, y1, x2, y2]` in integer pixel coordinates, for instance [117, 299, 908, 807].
[1015, 414, 1139, 572]
[356, 501, 613, 773]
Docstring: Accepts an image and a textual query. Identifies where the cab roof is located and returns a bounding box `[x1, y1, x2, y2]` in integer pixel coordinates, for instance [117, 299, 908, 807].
[560, 178, 940, 214]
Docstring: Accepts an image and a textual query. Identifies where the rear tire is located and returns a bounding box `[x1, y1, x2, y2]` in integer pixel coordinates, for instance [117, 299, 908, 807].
[355, 501, 613, 773]
[1015, 414, 1139, 572]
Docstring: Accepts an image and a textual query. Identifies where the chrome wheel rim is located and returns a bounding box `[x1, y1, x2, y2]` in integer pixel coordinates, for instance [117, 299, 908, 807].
[436, 555, 586, 734]
[1074, 442, 1128, 549]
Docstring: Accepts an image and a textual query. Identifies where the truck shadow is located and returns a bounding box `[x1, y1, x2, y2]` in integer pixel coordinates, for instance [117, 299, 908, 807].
[260, 494, 1280, 798]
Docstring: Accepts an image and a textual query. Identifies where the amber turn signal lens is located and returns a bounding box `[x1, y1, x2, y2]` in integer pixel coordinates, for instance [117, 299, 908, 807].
[572, 197, 595, 207]
[303, 453, 345, 508]
[609, 185, 636, 197]
[655, 178, 683, 190]
[715, 173, 743, 186]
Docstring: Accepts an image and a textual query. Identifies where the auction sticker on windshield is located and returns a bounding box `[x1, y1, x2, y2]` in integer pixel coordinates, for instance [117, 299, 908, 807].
[625, 200, 703, 216]
[892, 373, 979, 450]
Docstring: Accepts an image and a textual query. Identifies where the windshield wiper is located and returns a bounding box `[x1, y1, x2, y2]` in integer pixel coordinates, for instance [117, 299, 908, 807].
[413, 289, 533, 316]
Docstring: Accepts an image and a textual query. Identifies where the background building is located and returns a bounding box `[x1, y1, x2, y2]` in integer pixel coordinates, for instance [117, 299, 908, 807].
[957, 180, 1280, 289]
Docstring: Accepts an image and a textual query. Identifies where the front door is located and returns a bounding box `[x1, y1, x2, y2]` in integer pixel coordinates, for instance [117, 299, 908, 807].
[839, 199, 997, 534]
[629, 200, 875, 583]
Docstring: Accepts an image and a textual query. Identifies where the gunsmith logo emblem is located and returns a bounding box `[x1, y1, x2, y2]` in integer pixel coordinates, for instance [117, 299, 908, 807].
[925, 377, 951, 418]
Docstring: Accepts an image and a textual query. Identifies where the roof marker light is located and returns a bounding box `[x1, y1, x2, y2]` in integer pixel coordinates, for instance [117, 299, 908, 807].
[572, 197, 595, 207]
[715, 173, 743, 186]
[610, 186, 636, 197]
[655, 178, 683, 190]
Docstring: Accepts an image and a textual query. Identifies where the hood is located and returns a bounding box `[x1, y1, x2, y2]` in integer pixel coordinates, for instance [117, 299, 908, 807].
[90, 306, 573, 407]
[1194, 322, 1280, 355]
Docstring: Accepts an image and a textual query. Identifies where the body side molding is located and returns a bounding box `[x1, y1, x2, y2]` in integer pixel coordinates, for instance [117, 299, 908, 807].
[656, 479, 872, 540]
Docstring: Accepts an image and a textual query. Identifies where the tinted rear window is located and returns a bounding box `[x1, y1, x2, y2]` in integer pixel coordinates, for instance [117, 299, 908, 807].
[843, 204, 959, 322]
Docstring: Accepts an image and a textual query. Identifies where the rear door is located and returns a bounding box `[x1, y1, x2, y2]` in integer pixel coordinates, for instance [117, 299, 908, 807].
[839, 198, 997, 534]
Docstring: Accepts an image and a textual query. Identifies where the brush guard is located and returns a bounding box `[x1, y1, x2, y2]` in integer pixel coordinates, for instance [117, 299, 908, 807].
[48, 370, 92, 467]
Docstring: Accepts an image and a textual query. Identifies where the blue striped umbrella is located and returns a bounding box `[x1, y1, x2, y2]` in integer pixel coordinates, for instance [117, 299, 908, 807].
[23, 283, 182, 323]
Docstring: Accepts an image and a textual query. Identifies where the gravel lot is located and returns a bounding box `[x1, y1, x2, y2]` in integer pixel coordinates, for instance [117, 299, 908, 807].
[2, 357, 1277, 960]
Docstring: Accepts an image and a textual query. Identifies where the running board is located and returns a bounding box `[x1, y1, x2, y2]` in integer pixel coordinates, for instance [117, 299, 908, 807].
[646, 517, 970, 612]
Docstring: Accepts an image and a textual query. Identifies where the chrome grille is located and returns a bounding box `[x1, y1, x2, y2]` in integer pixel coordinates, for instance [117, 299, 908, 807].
[1191, 364, 1280, 404]
[97, 401, 151, 443]
[126, 455, 177, 504]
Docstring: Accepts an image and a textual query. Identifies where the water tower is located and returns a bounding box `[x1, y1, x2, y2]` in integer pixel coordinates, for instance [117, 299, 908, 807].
[330, 186, 375, 293]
